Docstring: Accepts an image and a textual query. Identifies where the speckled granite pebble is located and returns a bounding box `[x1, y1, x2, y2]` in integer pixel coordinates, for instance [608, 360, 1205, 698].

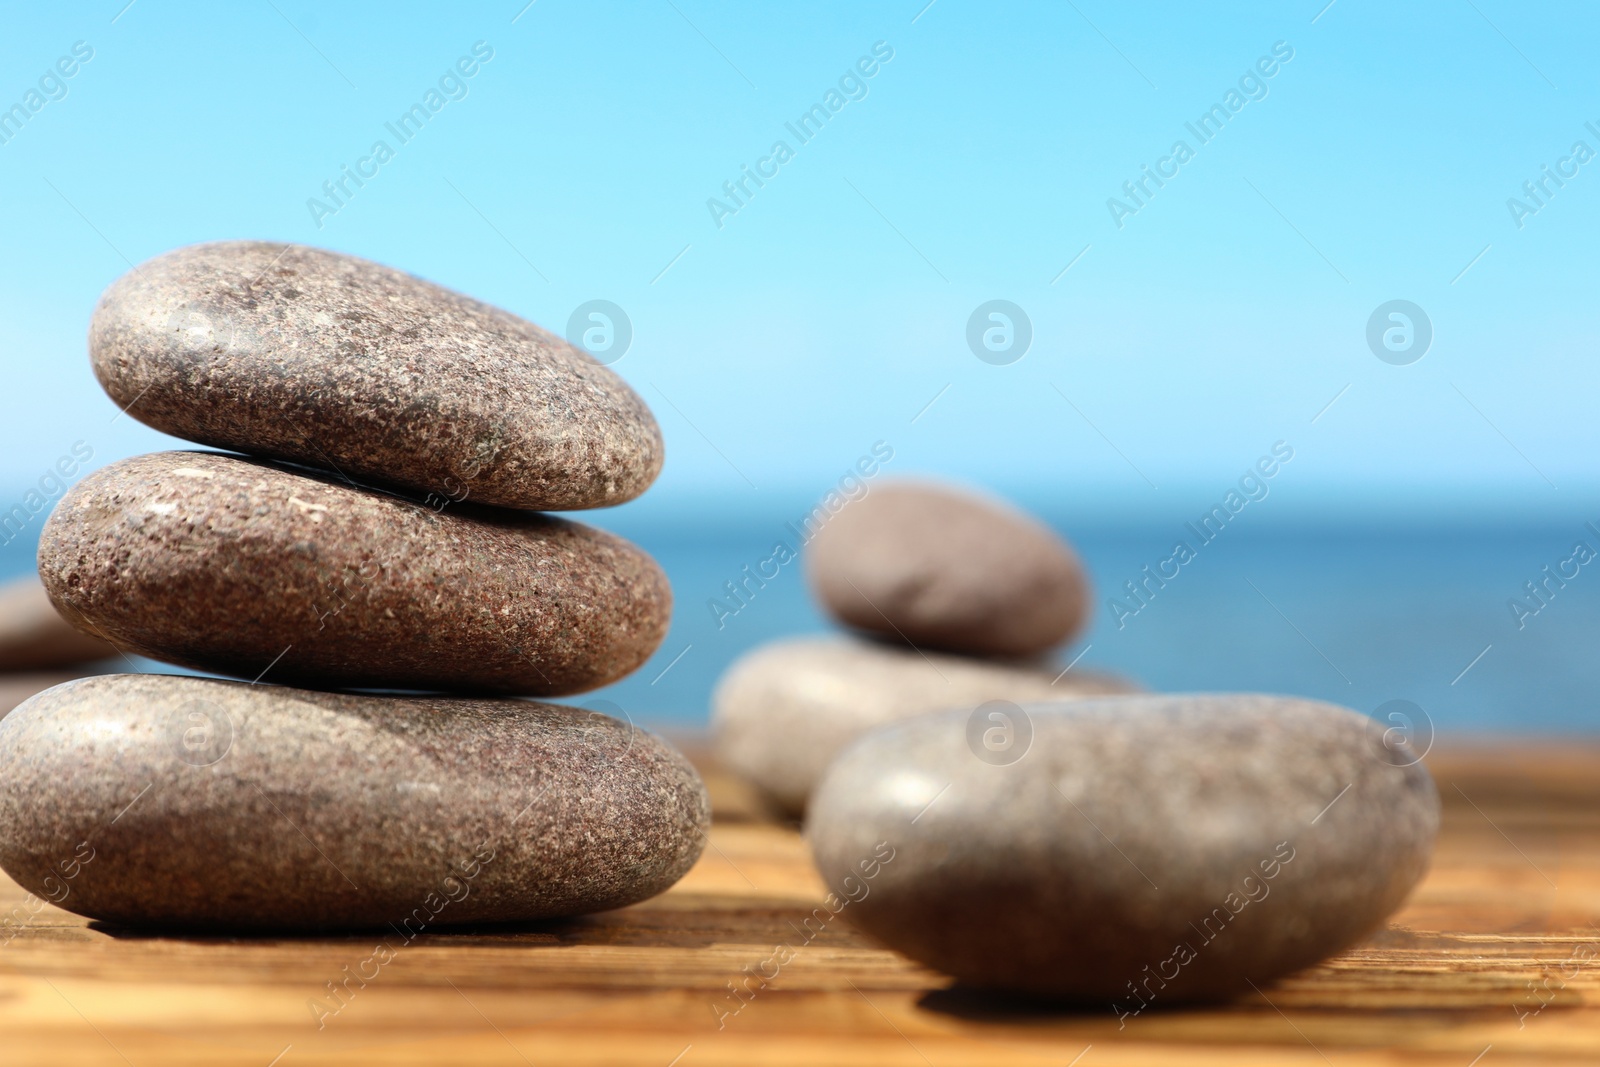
[805, 482, 1088, 657]
[39, 451, 670, 695]
[0, 576, 117, 670]
[0, 672, 85, 720]
[807, 695, 1439, 1004]
[90, 242, 663, 510]
[0, 674, 709, 931]
[712, 636, 1134, 815]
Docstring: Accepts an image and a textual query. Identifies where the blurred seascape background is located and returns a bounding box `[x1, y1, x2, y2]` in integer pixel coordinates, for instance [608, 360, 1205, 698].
[3, 0, 1598, 732]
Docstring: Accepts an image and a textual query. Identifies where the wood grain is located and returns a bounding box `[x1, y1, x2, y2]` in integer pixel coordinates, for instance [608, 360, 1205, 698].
[2, 739, 1597, 1066]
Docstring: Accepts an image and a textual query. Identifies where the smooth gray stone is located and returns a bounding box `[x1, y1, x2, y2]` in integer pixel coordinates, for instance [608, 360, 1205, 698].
[806, 695, 1439, 1006]
[712, 636, 1135, 815]
[0, 672, 86, 720]
[90, 241, 663, 511]
[0, 675, 709, 932]
[805, 481, 1089, 657]
[38, 451, 670, 696]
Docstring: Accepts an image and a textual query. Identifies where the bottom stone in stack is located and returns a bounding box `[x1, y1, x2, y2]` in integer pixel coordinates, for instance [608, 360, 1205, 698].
[0, 675, 709, 933]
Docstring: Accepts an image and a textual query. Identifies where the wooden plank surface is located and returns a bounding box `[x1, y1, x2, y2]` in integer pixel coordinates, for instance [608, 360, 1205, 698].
[2, 740, 1598, 1066]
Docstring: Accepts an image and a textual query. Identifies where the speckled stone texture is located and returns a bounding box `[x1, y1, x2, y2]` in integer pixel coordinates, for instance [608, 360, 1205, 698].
[713, 636, 1135, 816]
[90, 242, 663, 511]
[0, 672, 86, 720]
[805, 482, 1088, 658]
[0, 576, 117, 670]
[0, 674, 709, 931]
[38, 451, 670, 695]
[806, 695, 1440, 1004]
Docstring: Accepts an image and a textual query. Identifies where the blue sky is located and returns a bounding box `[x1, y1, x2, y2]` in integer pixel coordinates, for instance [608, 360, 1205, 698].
[2, 0, 1597, 525]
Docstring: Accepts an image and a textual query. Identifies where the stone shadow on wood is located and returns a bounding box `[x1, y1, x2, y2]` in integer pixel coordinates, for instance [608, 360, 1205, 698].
[83, 895, 854, 951]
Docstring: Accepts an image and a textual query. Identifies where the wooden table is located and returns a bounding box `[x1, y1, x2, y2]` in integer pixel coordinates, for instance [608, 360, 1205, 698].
[3, 740, 1597, 1066]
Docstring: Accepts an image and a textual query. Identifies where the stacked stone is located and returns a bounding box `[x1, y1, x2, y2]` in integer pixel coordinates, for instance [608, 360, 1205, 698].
[0, 242, 709, 932]
[713, 481, 1136, 815]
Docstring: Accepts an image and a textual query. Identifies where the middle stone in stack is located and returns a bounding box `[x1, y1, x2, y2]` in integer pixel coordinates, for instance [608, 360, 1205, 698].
[9, 242, 708, 933]
[41, 450, 670, 695]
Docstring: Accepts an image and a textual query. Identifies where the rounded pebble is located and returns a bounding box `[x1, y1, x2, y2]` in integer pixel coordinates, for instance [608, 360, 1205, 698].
[712, 636, 1134, 815]
[806, 695, 1439, 1005]
[90, 242, 663, 511]
[805, 482, 1089, 657]
[39, 451, 670, 695]
[0, 674, 709, 932]
[0, 672, 87, 720]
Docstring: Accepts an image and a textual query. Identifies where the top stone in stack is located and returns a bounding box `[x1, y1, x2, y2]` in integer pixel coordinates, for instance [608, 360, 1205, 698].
[804, 479, 1089, 658]
[45, 242, 671, 695]
[90, 241, 662, 510]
